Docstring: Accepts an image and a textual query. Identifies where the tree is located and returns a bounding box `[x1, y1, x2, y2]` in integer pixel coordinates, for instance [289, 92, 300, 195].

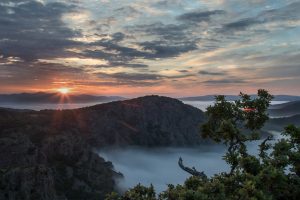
[106, 89, 300, 200]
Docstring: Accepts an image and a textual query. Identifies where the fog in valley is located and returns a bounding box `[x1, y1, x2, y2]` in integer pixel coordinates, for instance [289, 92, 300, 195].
[99, 146, 227, 193]
[185, 101, 288, 112]
[0, 99, 288, 193]
[0, 100, 287, 111]
[98, 134, 281, 194]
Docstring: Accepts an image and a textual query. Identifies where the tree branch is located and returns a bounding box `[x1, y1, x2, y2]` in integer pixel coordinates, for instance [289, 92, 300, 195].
[178, 157, 207, 179]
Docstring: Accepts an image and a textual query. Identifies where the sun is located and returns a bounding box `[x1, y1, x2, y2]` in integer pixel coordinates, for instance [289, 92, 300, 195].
[57, 87, 70, 95]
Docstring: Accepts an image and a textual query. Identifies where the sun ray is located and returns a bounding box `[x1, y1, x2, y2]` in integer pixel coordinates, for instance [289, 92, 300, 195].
[57, 87, 70, 95]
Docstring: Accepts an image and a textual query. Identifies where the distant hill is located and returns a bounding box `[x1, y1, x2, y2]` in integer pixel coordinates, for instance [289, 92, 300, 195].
[82, 96, 206, 146]
[268, 101, 300, 117]
[265, 114, 300, 131]
[0, 95, 206, 147]
[0, 92, 126, 103]
[179, 95, 300, 101]
[179, 95, 239, 101]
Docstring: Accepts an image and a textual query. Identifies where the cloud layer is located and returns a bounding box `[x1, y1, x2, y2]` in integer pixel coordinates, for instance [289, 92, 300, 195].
[0, 0, 299, 96]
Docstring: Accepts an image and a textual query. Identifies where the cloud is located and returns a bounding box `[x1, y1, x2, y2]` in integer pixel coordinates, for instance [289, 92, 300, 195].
[84, 23, 198, 63]
[177, 10, 226, 23]
[0, 0, 81, 61]
[0, 60, 85, 88]
[140, 41, 198, 59]
[131, 22, 190, 41]
[97, 72, 163, 81]
[222, 2, 300, 32]
[125, 22, 199, 59]
[199, 70, 226, 76]
[202, 78, 247, 84]
[178, 70, 189, 73]
[0, 0, 299, 95]
[95, 72, 164, 87]
[84, 40, 150, 62]
[111, 32, 126, 42]
[92, 71, 194, 87]
[113, 5, 142, 20]
[153, 0, 189, 8]
[105, 62, 148, 69]
[223, 18, 261, 31]
[260, 2, 300, 22]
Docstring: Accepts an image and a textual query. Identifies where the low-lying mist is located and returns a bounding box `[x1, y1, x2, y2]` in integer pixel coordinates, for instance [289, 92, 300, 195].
[99, 146, 227, 193]
[98, 132, 282, 194]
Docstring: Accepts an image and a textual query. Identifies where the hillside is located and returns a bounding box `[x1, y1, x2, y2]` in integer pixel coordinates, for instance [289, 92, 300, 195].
[0, 115, 120, 200]
[86, 95, 206, 146]
[35, 95, 206, 146]
[0, 96, 206, 199]
[265, 114, 300, 131]
[180, 95, 300, 101]
[268, 101, 300, 117]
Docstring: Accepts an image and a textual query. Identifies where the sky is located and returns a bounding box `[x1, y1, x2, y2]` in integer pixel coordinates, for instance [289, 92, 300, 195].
[0, 0, 299, 97]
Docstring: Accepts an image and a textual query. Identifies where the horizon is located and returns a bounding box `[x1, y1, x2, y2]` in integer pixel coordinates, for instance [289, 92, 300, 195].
[0, 0, 300, 96]
[1, 91, 300, 99]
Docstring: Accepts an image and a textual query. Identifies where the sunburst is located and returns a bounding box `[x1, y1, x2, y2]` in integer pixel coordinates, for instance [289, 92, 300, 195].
[57, 88, 70, 95]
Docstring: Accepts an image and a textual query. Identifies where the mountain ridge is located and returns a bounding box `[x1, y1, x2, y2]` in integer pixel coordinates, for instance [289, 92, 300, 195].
[179, 95, 300, 101]
[1, 92, 299, 104]
[0, 92, 126, 103]
[268, 101, 300, 117]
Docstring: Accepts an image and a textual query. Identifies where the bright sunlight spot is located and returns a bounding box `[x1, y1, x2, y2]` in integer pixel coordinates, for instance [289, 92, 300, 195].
[57, 88, 70, 94]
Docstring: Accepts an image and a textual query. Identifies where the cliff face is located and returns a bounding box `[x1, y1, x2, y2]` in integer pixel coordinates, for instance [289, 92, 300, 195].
[0, 132, 119, 200]
[0, 133, 56, 200]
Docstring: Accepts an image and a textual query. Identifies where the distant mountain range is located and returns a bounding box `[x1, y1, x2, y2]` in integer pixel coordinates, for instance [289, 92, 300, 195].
[1, 92, 299, 104]
[268, 101, 300, 117]
[265, 114, 300, 131]
[0, 92, 126, 103]
[179, 95, 300, 101]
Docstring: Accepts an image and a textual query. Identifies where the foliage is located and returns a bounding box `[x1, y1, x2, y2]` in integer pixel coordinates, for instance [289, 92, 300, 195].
[106, 184, 156, 200]
[106, 89, 300, 200]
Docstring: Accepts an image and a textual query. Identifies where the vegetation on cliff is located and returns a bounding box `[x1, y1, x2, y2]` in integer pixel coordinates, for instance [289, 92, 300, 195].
[0, 111, 119, 200]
